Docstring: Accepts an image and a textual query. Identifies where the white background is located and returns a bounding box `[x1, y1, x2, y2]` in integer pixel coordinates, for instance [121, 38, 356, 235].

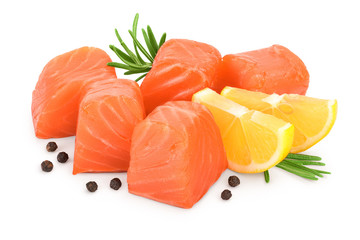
[1, 0, 359, 239]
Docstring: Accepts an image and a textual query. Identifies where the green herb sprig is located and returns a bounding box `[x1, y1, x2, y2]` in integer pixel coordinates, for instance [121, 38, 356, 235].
[264, 153, 330, 182]
[108, 13, 167, 82]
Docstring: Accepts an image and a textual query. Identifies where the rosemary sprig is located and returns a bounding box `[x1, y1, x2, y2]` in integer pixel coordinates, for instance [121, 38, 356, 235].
[108, 13, 167, 81]
[264, 153, 330, 183]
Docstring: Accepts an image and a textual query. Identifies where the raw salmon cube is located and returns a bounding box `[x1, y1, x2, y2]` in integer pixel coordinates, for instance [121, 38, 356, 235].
[140, 39, 222, 114]
[127, 101, 227, 208]
[216, 44, 309, 95]
[73, 79, 145, 174]
[31, 47, 117, 138]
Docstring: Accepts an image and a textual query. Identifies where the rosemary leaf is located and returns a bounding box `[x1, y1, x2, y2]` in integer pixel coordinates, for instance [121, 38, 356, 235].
[124, 68, 151, 75]
[132, 14, 139, 34]
[147, 25, 159, 52]
[134, 47, 146, 65]
[264, 170, 270, 183]
[135, 73, 147, 82]
[107, 62, 134, 70]
[142, 28, 156, 58]
[109, 45, 135, 64]
[286, 153, 322, 161]
[314, 170, 331, 175]
[115, 29, 140, 65]
[132, 13, 146, 64]
[284, 159, 326, 166]
[159, 33, 167, 48]
[107, 61, 150, 72]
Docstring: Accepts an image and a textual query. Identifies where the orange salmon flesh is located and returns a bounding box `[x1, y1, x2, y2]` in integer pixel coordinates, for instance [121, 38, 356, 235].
[73, 79, 145, 174]
[216, 44, 309, 95]
[127, 101, 228, 208]
[31, 47, 117, 138]
[140, 39, 222, 114]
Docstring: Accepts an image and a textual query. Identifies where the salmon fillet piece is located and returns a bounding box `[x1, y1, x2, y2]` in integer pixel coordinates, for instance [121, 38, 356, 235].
[128, 101, 227, 208]
[73, 79, 145, 174]
[216, 44, 309, 95]
[140, 39, 222, 114]
[31, 47, 117, 138]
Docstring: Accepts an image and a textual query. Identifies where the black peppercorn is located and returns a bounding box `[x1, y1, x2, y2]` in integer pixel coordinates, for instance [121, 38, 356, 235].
[86, 181, 98, 192]
[46, 142, 58, 152]
[57, 152, 69, 163]
[228, 175, 240, 187]
[221, 189, 232, 200]
[110, 178, 122, 190]
[41, 160, 53, 172]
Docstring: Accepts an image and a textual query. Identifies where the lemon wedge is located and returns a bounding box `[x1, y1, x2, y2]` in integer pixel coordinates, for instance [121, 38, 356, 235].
[193, 88, 294, 173]
[221, 87, 337, 153]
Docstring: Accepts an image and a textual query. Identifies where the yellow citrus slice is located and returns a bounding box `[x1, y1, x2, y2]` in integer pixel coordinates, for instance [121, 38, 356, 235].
[221, 87, 337, 153]
[192, 88, 294, 173]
